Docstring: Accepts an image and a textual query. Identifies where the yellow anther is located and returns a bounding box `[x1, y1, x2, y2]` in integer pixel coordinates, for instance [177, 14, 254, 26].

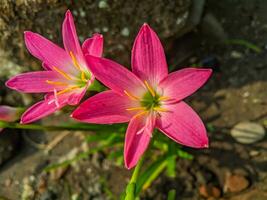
[158, 96, 169, 101]
[81, 71, 87, 82]
[56, 86, 80, 95]
[144, 81, 155, 97]
[126, 107, 146, 111]
[153, 107, 168, 112]
[124, 90, 140, 101]
[53, 66, 73, 81]
[133, 110, 148, 119]
[46, 80, 68, 86]
[70, 51, 82, 71]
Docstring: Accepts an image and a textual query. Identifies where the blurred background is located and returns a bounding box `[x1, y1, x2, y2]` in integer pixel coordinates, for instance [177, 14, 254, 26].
[0, 0, 267, 199]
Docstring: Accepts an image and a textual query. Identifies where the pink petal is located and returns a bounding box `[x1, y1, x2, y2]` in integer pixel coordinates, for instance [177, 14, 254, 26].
[24, 31, 73, 73]
[21, 95, 68, 124]
[62, 10, 83, 60]
[6, 71, 67, 93]
[85, 55, 145, 96]
[82, 33, 103, 57]
[72, 90, 134, 124]
[42, 62, 51, 70]
[67, 86, 88, 106]
[159, 68, 212, 101]
[131, 24, 168, 86]
[156, 101, 208, 148]
[124, 115, 152, 169]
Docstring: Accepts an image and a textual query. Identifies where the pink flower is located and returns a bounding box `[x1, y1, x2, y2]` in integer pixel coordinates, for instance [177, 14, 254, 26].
[0, 106, 23, 122]
[72, 24, 212, 169]
[6, 10, 103, 124]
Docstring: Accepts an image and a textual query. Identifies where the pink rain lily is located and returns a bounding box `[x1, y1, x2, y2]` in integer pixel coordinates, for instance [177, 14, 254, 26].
[6, 10, 103, 124]
[0, 105, 24, 132]
[72, 24, 212, 169]
[0, 106, 23, 122]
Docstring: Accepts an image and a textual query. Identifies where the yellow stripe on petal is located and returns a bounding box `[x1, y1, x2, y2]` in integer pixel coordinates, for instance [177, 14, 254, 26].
[133, 110, 148, 119]
[158, 96, 169, 101]
[124, 90, 140, 101]
[53, 66, 73, 81]
[126, 107, 146, 111]
[153, 107, 168, 112]
[46, 80, 68, 86]
[70, 51, 82, 71]
[57, 86, 80, 95]
[81, 71, 87, 82]
[144, 81, 155, 97]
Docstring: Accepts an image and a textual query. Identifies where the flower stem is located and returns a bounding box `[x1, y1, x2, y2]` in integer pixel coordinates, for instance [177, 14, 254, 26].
[0, 121, 125, 132]
[124, 155, 145, 200]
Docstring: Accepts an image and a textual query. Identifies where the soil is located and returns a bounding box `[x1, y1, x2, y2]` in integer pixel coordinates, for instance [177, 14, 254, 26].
[0, 0, 267, 199]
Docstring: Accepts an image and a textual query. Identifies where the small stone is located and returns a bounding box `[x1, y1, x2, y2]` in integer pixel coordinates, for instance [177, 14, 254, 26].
[224, 174, 250, 193]
[249, 150, 260, 157]
[230, 50, 243, 59]
[121, 27, 130, 37]
[230, 121, 265, 144]
[242, 91, 250, 98]
[199, 184, 221, 198]
[229, 188, 267, 200]
[98, 1, 109, 9]
[4, 178, 12, 187]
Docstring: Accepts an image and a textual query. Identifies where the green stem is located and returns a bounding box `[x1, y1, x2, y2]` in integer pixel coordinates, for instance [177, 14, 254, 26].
[0, 121, 125, 132]
[125, 155, 145, 200]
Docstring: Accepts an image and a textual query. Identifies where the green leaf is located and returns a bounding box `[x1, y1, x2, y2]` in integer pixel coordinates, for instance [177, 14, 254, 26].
[167, 189, 176, 200]
[136, 155, 168, 194]
[166, 155, 176, 178]
[177, 149, 193, 160]
[225, 39, 262, 53]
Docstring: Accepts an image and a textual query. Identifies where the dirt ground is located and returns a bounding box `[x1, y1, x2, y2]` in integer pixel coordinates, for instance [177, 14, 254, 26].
[0, 0, 267, 199]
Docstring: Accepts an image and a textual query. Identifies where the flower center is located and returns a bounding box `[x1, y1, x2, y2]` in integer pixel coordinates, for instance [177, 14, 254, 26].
[124, 80, 169, 118]
[141, 91, 161, 110]
[46, 51, 91, 96]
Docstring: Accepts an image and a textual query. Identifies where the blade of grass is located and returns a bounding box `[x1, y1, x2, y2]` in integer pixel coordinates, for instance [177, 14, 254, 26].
[136, 155, 168, 194]
[225, 39, 262, 53]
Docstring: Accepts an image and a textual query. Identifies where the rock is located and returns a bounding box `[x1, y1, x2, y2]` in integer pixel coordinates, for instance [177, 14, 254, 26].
[230, 50, 244, 59]
[224, 174, 250, 193]
[249, 150, 260, 157]
[39, 189, 58, 200]
[199, 184, 221, 198]
[0, 129, 20, 166]
[229, 189, 267, 200]
[230, 121, 265, 144]
[0, 0, 199, 75]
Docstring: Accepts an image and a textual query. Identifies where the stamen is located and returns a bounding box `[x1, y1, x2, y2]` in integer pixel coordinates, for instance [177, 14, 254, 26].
[53, 66, 72, 80]
[81, 71, 87, 82]
[144, 81, 155, 97]
[126, 107, 146, 111]
[53, 88, 59, 108]
[57, 86, 80, 95]
[46, 80, 68, 86]
[153, 107, 168, 112]
[133, 110, 148, 119]
[158, 96, 169, 101]
[70, 51, 82, 71]
[124, 90, 140, 101]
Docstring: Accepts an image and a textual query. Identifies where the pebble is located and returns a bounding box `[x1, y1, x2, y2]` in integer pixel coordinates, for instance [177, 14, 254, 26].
[230, 121, 265, 144]
[224, 174, 250, 193]
[4, 178, 12, 187]
[229, 189, 267, 200]
[199, 184, 221, 198]
[249, 150, 260, 157]
[230, 50, 243, 59]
